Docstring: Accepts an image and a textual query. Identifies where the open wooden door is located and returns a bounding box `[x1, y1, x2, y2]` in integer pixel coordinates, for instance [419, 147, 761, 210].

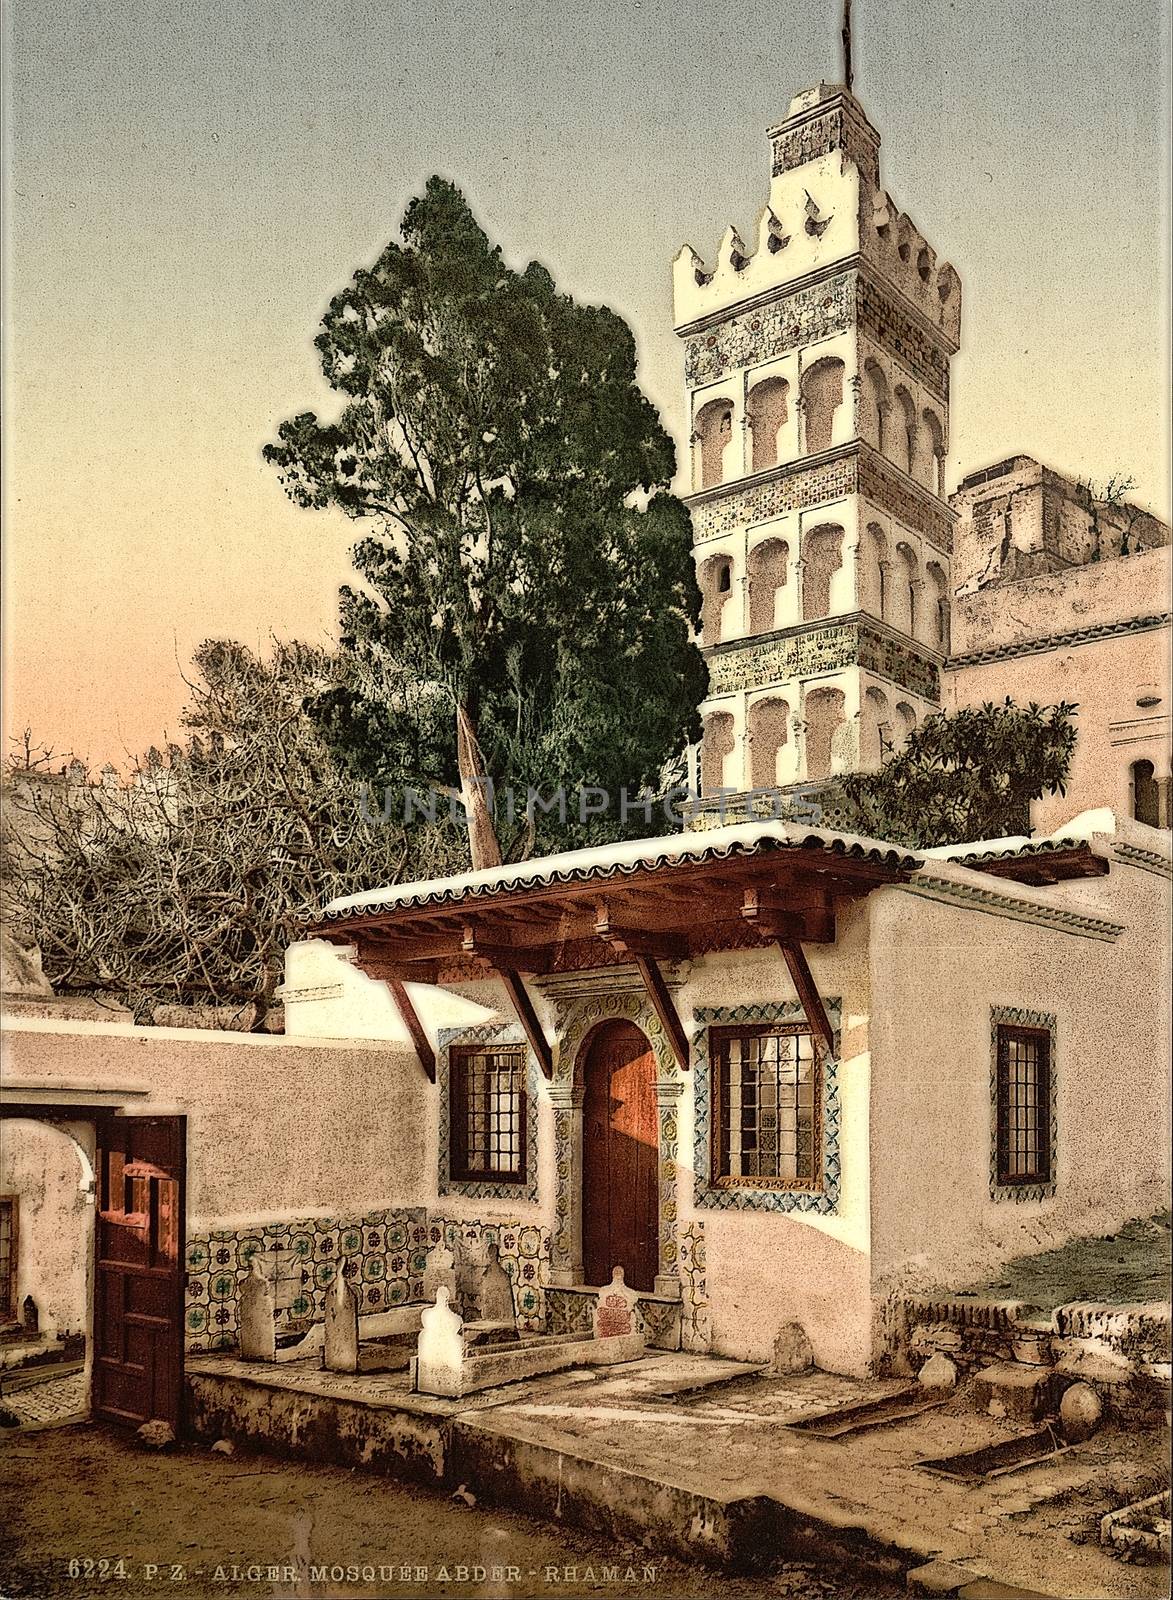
[93, 1116, 185, 1431]
[582, 1021, 658, 1292]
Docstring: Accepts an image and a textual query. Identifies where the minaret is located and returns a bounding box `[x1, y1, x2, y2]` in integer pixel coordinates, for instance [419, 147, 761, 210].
[675, 81, 961, 823]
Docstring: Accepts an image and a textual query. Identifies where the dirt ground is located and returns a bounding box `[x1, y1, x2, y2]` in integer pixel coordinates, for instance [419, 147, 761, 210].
[0, 1422, 903, 1600]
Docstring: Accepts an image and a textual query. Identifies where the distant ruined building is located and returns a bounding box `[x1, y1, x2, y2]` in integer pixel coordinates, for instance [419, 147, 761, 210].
[678, 84, 1170, 832]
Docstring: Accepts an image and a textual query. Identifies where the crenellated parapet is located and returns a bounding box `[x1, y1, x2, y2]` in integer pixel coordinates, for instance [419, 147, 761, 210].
[673, 83, 960, 352]
[860, 191, 961, 349]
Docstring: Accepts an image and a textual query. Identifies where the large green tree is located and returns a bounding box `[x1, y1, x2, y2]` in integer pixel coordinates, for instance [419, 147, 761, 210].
[265, 178, 706, 867]
[837, 699, 1078, 848]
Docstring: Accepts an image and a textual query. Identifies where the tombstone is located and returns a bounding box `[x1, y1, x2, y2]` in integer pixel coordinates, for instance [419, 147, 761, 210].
[238, 1257, 276, 1361]
[323, 1271, 359, 1373]
[415, 1286, 465, 1398]
[592, 1266, 641, 1340]
[474, 1242, 515, 1325]
[422, 1243, 457, 1307]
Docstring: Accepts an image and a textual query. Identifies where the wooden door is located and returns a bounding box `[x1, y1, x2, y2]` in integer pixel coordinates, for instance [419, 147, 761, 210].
[93, 1117, 185, 1431]
[582, 1021, 658, 1292]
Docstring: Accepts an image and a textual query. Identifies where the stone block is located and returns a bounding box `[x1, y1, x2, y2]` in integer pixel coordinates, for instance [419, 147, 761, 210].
[771, 1320, 814, 1375]
[906, 1557, 979, 1595]
[919, 1353, 959, 1390]
[1058, 1381, 1102, 1442]
[971, 1361, 1063, 1421]
[1008, 1332, 1052, 1366]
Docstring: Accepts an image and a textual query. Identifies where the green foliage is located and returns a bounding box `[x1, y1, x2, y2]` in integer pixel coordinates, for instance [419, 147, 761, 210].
[837, 698, 1078, 848]
[2, 642, 463, 1028]
[265, 178, 706, 861]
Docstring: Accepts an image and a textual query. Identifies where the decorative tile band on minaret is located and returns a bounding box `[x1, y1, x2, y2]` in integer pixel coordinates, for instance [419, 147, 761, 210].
[675, 82, 962, 825]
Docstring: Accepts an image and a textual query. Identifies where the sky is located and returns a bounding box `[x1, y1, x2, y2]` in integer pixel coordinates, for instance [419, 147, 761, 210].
[3, 0, 1170, 767]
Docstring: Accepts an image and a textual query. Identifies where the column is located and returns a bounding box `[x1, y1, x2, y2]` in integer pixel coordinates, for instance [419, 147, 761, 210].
[654, 1079, 685, 1300]
[547, 1083, 585, 1287]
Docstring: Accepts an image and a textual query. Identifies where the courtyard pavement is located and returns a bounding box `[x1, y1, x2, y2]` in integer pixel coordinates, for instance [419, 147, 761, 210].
[186, 1351, 1171, 1599]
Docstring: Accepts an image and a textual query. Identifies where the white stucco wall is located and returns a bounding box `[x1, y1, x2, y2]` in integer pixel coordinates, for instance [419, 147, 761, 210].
[670, 907, 875, 1375]
[865, 853, 1171, 1316]
[0, 1116, 94, 1336]
[1, 1021, 431, 1229]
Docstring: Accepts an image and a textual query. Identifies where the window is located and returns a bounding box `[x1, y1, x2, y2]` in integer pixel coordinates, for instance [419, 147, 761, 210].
[995, 1025, 1052, 1188]
[711, 1024, 820, 1188]
[0, 1197, 16, 1325]
[449, 1044, 528, 1184]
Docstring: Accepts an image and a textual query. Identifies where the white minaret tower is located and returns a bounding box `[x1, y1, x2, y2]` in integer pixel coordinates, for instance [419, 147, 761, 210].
[675, 74, 962, 823]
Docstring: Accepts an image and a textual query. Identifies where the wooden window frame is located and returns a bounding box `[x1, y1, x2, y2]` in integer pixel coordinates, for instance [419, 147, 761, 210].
[709, 1022, 823, 1193]
[449, 1043, 529, 1187]
[0, 1195, 17, 1326]
[994, 1023, 1052, 1189]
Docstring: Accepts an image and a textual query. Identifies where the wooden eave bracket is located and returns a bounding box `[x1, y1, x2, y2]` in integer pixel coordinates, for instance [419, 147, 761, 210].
[386, 979, 436, 1082]
[741, 884, 835, 944]
[594, 901, 690, 1069]
[497, 969, 554, 1080]
[634, 954, 690, 1071]
[779, 940, 836, 1059]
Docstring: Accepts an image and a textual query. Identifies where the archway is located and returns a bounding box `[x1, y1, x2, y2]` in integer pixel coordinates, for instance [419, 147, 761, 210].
[580, 1021, 659, 1292]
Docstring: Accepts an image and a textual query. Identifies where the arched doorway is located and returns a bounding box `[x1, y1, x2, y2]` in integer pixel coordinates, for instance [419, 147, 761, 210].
[581, 1021, 658, 1292]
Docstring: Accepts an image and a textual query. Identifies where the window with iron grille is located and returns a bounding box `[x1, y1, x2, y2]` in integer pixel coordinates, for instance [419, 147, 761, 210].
[711, 1024, 821, 1189]
[995, 1025, 1052, 1187]
[449, 1044, 528, 1184]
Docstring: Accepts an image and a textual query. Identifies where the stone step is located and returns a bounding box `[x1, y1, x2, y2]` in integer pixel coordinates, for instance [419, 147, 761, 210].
[971, 1362, 1067, 1421]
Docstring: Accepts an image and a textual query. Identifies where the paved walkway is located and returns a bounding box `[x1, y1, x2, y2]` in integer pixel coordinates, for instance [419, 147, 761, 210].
[187, 1352, 1170, 1598]
[0, 1368, 88, 1427]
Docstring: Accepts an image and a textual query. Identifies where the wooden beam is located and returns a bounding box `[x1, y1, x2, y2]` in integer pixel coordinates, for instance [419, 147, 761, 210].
[593, 901, 688, 961]
[362, 957, 442, 984]
[460, 926, 557, 973]
[387, 980, 436, 1082]
[497, 969, 554, 1079]
[633, 954, 690, 1071]
[779, 941, 836, 1059]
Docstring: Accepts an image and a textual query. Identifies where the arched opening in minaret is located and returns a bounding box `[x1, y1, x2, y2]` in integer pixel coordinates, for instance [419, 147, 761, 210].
[800, 357, 844, 455]
[889, 541, 919, 636]
[861, 523, 888, 621]
[698, 552, 734, 646]
[893, 386, 918, 477]
[748, 696, 790, 789]
[925, 560, 949, 650]
[922, 407, 946, 497]
[1130, 759, 1169, 828]
[893, 702, 917, 752]
[746, 376, 790, 472]
[695, 397, 735, 489]
[701, 711, 737, 796]
[803, 687, 847, 782]
[862, 359, 890, 454]
[747, 538, 788, 634]
[860, 686, 891, 772]
[801, 523, 843, 622]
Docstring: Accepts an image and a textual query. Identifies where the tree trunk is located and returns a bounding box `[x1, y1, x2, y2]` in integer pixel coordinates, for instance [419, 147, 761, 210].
[456, 704, 503, 871]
